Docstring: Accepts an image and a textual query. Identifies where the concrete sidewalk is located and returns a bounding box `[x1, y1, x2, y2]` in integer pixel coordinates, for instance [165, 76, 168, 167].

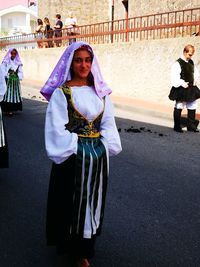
[110, 94, 173, 127]
[21, 79, 200, 128]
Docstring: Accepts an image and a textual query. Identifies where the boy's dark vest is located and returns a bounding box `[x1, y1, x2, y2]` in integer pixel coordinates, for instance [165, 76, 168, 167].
[168, 58, 200, 102]
[177, 58, 194, 84]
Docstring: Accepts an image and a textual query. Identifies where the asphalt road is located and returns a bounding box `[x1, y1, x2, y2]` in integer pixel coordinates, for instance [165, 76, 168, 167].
[0, 98, 200, 267]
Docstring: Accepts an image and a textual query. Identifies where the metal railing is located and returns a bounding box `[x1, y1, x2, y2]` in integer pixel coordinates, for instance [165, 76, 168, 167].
[0, 7, 200, 50]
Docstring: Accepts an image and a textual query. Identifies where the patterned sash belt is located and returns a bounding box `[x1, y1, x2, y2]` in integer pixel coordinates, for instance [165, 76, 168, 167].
[78, 132, 100, 138]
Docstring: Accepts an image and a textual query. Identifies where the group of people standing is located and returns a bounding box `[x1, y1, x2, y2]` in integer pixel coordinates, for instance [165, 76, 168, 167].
[35, 12, 78, 48]
[36, 17, 54, 48]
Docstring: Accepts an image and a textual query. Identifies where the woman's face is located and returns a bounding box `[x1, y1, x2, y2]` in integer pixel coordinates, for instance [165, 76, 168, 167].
[11, 50, 17, 60]
[71, 49, 92, 81]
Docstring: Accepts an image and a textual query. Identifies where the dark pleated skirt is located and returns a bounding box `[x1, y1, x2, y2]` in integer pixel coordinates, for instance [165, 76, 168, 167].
[46, 154, 96, 258]
[1, 76, 22, 112]
[169, 85, 200, 102]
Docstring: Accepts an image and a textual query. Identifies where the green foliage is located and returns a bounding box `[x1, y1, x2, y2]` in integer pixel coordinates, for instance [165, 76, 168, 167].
[0, 29, 9, 37]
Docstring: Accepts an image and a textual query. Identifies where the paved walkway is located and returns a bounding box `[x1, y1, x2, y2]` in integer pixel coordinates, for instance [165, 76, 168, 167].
[21, 79, 200, 128]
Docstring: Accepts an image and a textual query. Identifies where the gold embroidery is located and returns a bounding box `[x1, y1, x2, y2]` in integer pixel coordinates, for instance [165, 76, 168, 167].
[78, 132, 100, 138]
[60, 85, 105, 138]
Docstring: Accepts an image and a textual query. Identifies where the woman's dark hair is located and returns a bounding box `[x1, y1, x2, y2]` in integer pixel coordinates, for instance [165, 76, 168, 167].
[44, 17, 50, 25]
[76, 45, 94, 60]
[87, 72, 94, 86]
[11, 48, 17, 54]
[56, 14, 61, 19]
[37, 18, 43, 25]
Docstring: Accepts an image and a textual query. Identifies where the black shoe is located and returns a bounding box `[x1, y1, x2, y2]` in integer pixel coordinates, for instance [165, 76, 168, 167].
[187, 128, 199, 132]
[174, 127, 183, 133]
[5, 112, 14, 117]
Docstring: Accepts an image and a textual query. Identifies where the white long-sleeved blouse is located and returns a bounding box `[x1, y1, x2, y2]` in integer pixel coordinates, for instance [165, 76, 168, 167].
[1, 60, 24, 80]
[170, 56, 199, 88]
[45, 86, 122, 164]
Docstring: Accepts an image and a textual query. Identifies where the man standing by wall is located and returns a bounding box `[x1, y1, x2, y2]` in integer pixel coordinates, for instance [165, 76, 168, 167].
[54, 14, 63, 47]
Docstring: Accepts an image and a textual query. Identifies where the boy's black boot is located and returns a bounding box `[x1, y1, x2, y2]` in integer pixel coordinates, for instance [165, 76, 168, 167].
[173, 108, 183, 133]
[187, 109, 199, 132]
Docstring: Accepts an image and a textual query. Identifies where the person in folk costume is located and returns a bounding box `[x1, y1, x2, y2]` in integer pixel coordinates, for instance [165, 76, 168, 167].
[40, 41, 122, 267]
[1, 48, 24, 116]
[0, 65, 9, 168]
[169, 44, 200, 133]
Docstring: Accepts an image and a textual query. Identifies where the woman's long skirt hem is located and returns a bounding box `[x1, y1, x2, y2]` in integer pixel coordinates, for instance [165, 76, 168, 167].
[46, 155, 96, 259]
[46, 136, 108, 259]
[0, 146, 9, 168]
[47, 234, 96, 258]
[1, 102, 22, 112]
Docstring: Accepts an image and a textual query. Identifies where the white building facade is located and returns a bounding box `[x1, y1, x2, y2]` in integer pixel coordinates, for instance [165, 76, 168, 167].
[0, 5, 37, 36]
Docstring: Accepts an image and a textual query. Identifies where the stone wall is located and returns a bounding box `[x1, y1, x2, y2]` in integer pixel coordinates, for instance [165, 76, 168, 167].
[130, 0, 200, 17]
[1, 36, 200, 111]
[37, 0, 198, 26]
[38, 0, 111, 26]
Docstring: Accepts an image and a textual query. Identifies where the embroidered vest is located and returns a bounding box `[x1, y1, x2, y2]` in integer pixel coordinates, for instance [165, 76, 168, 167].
[61, 86, 104, 138]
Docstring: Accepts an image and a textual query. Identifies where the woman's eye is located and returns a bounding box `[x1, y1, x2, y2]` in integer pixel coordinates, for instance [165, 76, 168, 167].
[85, 58, 92, 63]
[74, 58, 92, 63]
[74, 58, 82, 63]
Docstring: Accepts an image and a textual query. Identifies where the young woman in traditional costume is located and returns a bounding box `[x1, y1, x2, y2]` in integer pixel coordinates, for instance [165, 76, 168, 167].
[41, 41, 122, 267]
[1, 48, 24, 116]
[0, 65, 9, 168]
